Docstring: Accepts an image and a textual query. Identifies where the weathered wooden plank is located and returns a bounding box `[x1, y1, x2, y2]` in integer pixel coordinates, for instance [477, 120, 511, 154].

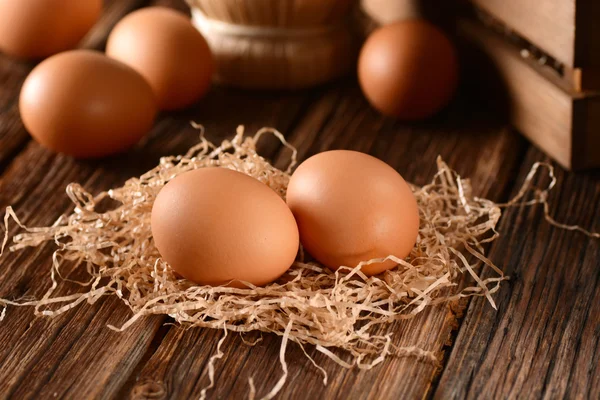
[0, 82, 310, 399]
[0, 1, 538, 398]
[0, 57, 32, 111]
[129, 83, 528, 400]
[0, 1, 317, 398]
[435, 147, 600, 399]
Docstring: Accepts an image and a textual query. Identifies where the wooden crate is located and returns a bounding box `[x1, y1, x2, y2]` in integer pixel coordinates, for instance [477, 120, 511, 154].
[471, 0, 600, 91]
[459, 1, 600, 170]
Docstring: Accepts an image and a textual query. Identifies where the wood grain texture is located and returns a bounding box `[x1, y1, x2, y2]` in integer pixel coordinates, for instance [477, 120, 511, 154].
[0, 0, 598, 399]
[0, 84, 311, 399]
[459, 17, 600, 170]
[0, 142, 169, 399]
[129, 83, 528, 400]
[435, 146, 600, 399]
[471, 0, 576, 66]
[0, 0, 311, 398]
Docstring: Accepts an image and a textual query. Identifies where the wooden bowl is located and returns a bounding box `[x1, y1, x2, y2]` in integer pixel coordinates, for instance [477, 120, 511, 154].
[187, 0, 354, 27]
[188, 0, 358, 89]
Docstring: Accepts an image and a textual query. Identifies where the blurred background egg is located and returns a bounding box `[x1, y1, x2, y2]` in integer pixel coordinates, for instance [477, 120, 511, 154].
[106, 6, 214, 111]
[19, 50, 157, 158]
[286, 150, 419, 276]
[0, 0, 102, 59]
[151, 168, 299, 287]
[358, 19, 459, 120]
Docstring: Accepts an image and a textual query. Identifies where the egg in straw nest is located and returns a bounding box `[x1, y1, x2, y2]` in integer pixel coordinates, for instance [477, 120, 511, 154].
[2, 125, 579, 399]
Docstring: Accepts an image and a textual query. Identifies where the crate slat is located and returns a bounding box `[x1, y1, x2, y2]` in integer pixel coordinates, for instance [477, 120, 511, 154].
[472, 0, 575, 66]
[459, 17, 600, 170]
[473, 0, 600, 91]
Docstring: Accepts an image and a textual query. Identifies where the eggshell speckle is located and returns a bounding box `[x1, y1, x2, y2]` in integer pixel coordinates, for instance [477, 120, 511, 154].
[286, 150, 419, 276]
[0, 0, 102, 59]
[106, 7, 213, 110]
[358, 20, 458, 120]
[151, 168, 300, 287]
[19, 50, 157, 158]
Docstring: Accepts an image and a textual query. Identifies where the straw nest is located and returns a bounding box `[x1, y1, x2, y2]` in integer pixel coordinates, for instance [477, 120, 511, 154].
[2, 126, 584, 399]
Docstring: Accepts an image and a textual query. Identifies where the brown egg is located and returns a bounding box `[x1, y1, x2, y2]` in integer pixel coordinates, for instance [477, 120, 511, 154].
[151, 168, 299, 287]
[286, 150, 419, 276]
[106, 7, 213, 110]
[0, 0, 102, 59]
[358, 20, 458, 120]
[19, 50, 157, 158]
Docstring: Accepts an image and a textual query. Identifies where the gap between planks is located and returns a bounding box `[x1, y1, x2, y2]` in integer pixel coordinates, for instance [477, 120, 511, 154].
[434, 147, 600, 399]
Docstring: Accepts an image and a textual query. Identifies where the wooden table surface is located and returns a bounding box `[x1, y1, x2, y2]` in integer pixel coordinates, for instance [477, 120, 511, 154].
[0, 1, 599, 399]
